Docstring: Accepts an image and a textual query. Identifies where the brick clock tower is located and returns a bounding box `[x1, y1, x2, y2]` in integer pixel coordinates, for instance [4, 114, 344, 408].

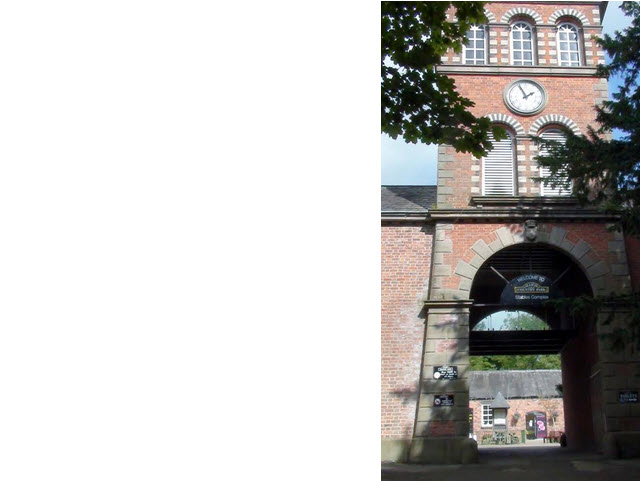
[382, 2, 640, 464]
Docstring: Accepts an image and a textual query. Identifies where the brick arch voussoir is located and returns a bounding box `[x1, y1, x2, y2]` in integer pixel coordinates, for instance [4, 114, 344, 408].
[502, 7, 543, 25]
[459, 226, 606, 297]
[486, 113, 525, 136]
[528, 114, 582, 136]
[483, 8, 496, 23]
[448, 8, 495, 23]
[548, 8, 590, 26]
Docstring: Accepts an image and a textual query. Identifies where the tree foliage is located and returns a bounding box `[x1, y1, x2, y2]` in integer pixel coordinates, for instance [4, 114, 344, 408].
[470, 312, 561, 370]
[502, 312, 549, 331]
[474, 311, 549, 331]
[535, 2, 640, 236]
[381, 1, 504, 157]
[535, 3, 640, 351]
[548, 292, 640, 353]
[469, 354, 561, 371]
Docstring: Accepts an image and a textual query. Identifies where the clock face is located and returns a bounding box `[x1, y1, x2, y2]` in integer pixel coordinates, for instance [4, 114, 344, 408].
[504, 80, 547, 115]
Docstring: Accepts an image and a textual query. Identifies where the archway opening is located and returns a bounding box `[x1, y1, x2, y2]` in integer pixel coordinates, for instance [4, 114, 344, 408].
[467, 243, 600, 453]
[473, 310, 551, 331]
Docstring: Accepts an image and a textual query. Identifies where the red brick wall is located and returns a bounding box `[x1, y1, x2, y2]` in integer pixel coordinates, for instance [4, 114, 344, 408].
[470, 397, 565, 438]
[381, 220, 627, 441]
[480, 2, 601, 30]
[381, 223, 434, 439]
[444, 2, 604, 66]
[456, 75, 601, 133]
[436, 222, 618, 291]
[439, 75, 603, 207]
[561, 322, 599, 450]
[437, 2, 606, 208]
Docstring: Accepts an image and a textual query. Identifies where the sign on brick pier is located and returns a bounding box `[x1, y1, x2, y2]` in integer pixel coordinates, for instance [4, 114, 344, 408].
[433, 365, 458, 380]
[434, 394, 455, 407]
[619, 391, 639, 404]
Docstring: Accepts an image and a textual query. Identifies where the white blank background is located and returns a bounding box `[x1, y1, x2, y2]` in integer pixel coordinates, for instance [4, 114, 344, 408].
[0, 2, 379, 479]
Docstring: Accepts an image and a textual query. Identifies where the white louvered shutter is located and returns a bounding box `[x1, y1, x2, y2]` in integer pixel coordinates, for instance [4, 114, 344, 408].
[482, 132, 515, 195]
[539, 129, 572, 196]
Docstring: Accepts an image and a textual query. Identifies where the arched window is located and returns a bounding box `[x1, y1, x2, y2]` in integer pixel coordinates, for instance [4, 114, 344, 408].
[464, 25, 486, 65]
[538, 128, 572, 196]
[511, 22, 535, 66]
[557, 23, 581, 66]
[482, 130, 515, 195]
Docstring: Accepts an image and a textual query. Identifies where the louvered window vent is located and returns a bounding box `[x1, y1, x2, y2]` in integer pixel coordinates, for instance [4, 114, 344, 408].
[482, 132, 515, 195]
[539, 129, 572, 196]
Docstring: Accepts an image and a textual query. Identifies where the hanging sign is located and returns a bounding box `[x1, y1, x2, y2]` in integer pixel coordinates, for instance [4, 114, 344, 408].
[500, 274, 554, 306]
[433, 394, 454, 407]
[619, 391, 639, 404]
[433, 365, 458, 380]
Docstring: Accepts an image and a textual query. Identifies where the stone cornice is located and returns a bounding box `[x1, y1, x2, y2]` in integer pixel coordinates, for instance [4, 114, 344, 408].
[381, 213, 429, 222]
[436, 65, 600, 77]
[469, 196, 579, 206]
[381, 207, 619, 223]
[427, 208, 618, 221]
[423, 299, 474, 309]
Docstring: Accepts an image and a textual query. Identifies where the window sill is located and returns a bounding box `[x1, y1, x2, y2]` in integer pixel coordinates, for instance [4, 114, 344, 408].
[436, 65, 599, 77]
[470, 196, 578, 207]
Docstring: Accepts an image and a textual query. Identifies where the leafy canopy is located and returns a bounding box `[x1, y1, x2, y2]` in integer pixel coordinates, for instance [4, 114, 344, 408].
[381, 1, 504, 157]
[535, 1, 640, 236]
[469, 354, 561, 371]
[471, 312, 561, 371]
[535, 3, 640, 352]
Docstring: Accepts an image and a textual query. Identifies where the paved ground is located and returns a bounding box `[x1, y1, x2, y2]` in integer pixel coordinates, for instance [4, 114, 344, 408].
[382, 441, 640, 481]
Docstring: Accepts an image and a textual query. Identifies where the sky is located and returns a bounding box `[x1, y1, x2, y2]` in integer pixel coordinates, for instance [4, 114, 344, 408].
[381, 1, 632, 186]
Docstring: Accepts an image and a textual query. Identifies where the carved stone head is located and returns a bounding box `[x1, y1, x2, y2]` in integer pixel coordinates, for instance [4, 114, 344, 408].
[525, 220, 538, 241]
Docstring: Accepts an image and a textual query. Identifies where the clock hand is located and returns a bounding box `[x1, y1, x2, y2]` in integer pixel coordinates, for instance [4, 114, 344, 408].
[518, 85, 527, 97]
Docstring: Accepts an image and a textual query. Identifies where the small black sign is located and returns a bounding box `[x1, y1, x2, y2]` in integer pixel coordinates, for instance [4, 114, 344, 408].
[619, 391, 639, 404]
[433, 365, 458, 380]
[434, 394, 454, 407]
[500, 274, 554, 306]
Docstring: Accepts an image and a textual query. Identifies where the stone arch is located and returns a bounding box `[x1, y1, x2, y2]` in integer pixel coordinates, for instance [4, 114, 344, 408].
[453, 225, 624, 299]
[501, 7, 542, 25]
[528, 114, 582, 136]
[487, 113, 525, 136]
[549, 8, 590, 26]
[483, 8, 496, 23]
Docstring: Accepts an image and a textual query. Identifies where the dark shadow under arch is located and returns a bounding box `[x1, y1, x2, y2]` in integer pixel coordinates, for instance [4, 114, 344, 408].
[469, 242, 593, 329]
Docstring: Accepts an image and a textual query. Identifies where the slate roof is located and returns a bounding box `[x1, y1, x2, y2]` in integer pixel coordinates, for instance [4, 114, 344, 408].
[381, 185, 437, 212]
[469, 370, 562, 400]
